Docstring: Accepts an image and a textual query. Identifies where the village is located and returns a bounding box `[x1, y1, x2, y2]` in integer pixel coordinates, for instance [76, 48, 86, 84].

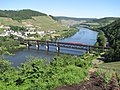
[0, 24, 58, 40]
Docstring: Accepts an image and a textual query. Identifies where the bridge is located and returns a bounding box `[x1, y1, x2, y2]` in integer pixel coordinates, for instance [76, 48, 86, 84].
[21, 39, 110, 54]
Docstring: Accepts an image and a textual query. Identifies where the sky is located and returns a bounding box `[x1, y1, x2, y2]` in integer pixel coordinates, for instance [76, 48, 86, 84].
[0, 0, 120, 18]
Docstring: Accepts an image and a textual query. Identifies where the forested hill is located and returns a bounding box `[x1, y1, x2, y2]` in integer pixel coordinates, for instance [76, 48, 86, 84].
[0, 9, 47, 20]
[100, 19, 120, 62]
[100, 19, 120, 46]
[91, 17, 119, 26]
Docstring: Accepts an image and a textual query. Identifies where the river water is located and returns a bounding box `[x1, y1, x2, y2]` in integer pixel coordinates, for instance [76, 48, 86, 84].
[3, 28, 98, 66]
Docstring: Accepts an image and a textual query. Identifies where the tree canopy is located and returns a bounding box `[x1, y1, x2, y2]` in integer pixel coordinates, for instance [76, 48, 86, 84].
[99, 19, 120, 62]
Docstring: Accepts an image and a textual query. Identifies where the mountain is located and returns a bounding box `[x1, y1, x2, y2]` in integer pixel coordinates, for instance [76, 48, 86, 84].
[0, 9, 67, 31]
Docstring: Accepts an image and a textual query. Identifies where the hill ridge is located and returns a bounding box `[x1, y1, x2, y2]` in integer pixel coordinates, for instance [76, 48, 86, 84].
[0, 9, 47, 20]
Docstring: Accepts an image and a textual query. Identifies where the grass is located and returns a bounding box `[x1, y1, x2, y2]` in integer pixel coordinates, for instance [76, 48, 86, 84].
[97, 61, 120, 74]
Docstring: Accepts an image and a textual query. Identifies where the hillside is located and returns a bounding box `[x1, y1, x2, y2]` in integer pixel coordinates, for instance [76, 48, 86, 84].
[100, 19, 120, 46]
[55, 16, 96, 21]
[55, 16, 119, 27]
[0, 9, 47, 20]
[99, 19, 120, 62]
[55, 16, 96, 26]
[87, 17, 119, 28]
[92, 17, 119, 23]
[23, 16, 67, 31]
[0, 9, 68, 31]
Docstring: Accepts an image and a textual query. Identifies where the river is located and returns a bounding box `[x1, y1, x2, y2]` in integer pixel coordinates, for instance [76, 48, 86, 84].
[3, 28, 98, 67]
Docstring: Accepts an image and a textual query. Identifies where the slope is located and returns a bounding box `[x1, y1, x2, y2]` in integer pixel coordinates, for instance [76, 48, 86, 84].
[100, 19, 120, 62]
[0, 9, 68, 31]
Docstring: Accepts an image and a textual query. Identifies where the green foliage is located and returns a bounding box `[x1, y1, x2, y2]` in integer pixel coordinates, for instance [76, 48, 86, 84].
[0, 36, 20, 54]
[96, 69, 113, 83]
[0, 53, 97, 90]
[88, 17, 119, 28]
[0, 59, 11, 73]
[60, 28, 78, 38]
[0, 59, 18, 89]
[10, 25, 27, 31]
[49, 15, 57, 21]
[0, 9, 47, 20]
[97, 32, 106, 46]
[100, 19, 120, 62]
[92, 17, 118, 26]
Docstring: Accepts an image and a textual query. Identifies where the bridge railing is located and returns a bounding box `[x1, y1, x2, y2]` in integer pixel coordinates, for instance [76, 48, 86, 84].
[22, 39, 110, 53]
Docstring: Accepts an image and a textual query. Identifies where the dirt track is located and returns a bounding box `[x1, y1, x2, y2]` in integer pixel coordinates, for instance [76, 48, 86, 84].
[55, 72, 120, 90]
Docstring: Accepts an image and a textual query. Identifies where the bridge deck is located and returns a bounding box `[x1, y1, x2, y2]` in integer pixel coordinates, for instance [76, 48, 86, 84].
[24, 39, 110, 50]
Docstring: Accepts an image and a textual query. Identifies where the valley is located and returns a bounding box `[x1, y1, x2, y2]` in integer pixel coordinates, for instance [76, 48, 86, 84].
[0, 8, 119, 90]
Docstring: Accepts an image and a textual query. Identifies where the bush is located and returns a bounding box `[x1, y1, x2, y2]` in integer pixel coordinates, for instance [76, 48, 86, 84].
[0, 54, 97, 90]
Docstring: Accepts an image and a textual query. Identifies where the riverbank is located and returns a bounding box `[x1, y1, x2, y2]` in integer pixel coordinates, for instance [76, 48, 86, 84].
[86, 27, 107, 47]
[46, 27, 79, 41]
[95, 31, 106, 47]
[0, 36, 26, 57]
[9, 45, 26, 52]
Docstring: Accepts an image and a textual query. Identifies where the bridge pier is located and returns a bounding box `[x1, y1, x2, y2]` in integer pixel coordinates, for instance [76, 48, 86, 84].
[36, 41, 39, 50]
[23, 39, 109, 55]
[26, 41, 30, 48]
[101, 46, 105, 52]
[56, 43, 60, 53]
[87, 45, 91, 53]
[46, 41, 49, 51]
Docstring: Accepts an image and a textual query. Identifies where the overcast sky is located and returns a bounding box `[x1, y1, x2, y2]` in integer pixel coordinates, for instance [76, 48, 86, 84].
[1, 0, 120, 18]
